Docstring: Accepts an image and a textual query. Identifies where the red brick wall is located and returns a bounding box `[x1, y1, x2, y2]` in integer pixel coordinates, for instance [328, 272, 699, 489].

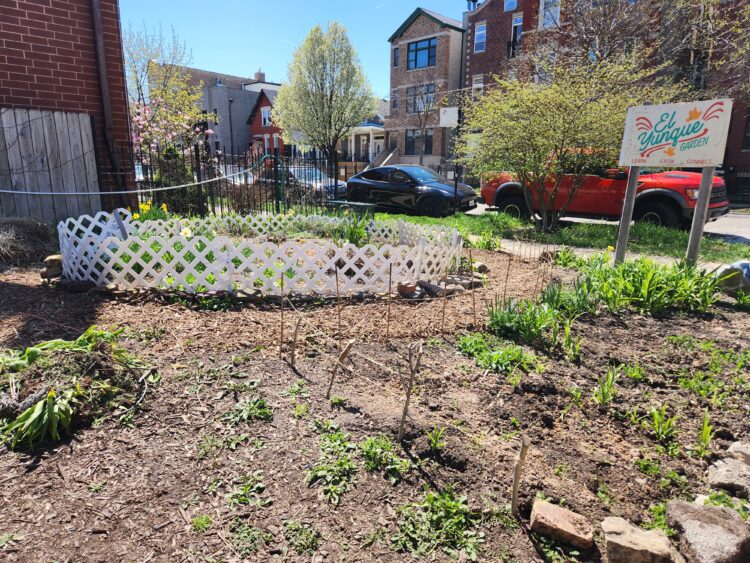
[0, 0, 132, 193]
[248, 91, 284, 155]
[724, 100, 750, 203]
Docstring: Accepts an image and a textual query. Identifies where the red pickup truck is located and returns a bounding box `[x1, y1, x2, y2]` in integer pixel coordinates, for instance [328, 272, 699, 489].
[480, 170, 731, 228]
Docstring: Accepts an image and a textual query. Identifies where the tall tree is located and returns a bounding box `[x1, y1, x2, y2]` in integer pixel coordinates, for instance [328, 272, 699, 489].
[273, 23, 376, 167]
[123, 25, 205, 147]
[456, 58, 677, 231]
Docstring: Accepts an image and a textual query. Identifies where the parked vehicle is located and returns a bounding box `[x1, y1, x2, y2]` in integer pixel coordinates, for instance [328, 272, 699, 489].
[346, 165, 478, 217]
[480, 169, 730, 228]
[256, 164, 347, 202]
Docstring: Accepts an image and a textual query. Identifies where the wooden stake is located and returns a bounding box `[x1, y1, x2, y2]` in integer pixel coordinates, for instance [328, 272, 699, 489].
[503, 249, 514, 303]
[279, 273, 285, 359]
[469, 247, 477, 328]
[289, 316, 302, 368]
[325, 339, 355, 399]
[441, 269, 448, 334]
[386, 263, 392, 343]
[511, 435, 531, 517]
[398, 342, 423, 443]
[335, 264, 342, 337]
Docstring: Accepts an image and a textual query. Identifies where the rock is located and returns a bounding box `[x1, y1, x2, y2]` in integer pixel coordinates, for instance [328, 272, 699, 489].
[530, 499, 594, 549]
[601, 516, 674, 563]
[445, 284, 465, 295]
[417, 280, 444, 298]
[727, 442, 750, 466]
[234, 289, 262, 304]
[43, 254, 62, 268]
[708, 458, 750, 499]
[716, 261, 750, 293]
[446, 274, 482, 289]
[57, 279, 96, 294]
[666, 500, 750, 563]
[473, 261, 489, 274]
[40, 266, 62, 280]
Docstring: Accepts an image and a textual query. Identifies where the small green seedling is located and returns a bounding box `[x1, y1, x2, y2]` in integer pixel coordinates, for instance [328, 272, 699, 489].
[192, 515, 212, 533]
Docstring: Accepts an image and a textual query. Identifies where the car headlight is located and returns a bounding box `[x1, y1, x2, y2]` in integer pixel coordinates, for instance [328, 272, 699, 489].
[685, 188, 699, 200]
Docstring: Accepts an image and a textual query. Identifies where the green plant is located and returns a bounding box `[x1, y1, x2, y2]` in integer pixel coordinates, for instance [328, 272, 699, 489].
[282, 379, 309, 398]
[694, 409, 714, 459]
[0, 534, 19, 550]
[329, 395, 346, 408]
[292, 402, 309, 419]
[197, 434, 223, 459]
[359, 434, 410, 484]
[192, 515, 212, 533]
[227, 471, 271, 507]
[222, 396, 273, 425]
[225, 433, 250, 451]
[88, 481, 107, 493]
[735, 290, 750, 311]
[647, 404, 678, 443]
[334, 213, 371, 247]
[635, 457, 661, 477]
[426, 426, 447, 455]
[623, 363, 647, 382]
[232, 520, 271, 557]
[457, 333, 538, 381]
[562, 319, 582, 362]
[307, 429, 358, 505]
[704, 490, 749, 520]
[592, 366, 619, 406]
[391, 487, 485, 561]
[2, 388, 74, 449]
[596, 483, 616, 507]
[534, 533, 582, 562]
[284, 520, 321, 556]
[641, 502, 676, 537]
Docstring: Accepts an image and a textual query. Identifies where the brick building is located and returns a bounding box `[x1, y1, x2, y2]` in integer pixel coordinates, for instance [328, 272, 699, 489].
[384, 8, 465, 168]
[0, 0, 132, 203]
[247, 89, 284, 156]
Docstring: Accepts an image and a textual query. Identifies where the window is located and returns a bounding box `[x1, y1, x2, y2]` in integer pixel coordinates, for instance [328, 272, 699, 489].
[405, 129, 433, 156]
[212, 109, 218, 124]
[273, 134, 279, 149]
[406, 84, 436, 114]
[408, 37, 437, 70]
[261, 107, 272, 127]
[472, 75, 484, 97]
[361, 170, 386, 182]
[743, 112, 750, 150]
[504, 0, 518, 9]
[393, 47, 400, 67]
[392, 89, 399, 111]
[540, 0, 560, 29]
[509, 14, 523, 58]
[474, 23, 487, 53]
[389, 169, 411, 184]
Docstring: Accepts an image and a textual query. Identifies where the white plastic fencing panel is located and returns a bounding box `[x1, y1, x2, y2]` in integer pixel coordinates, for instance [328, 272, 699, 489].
[0, 108, 101, 223]
[58, 211, 463, 296]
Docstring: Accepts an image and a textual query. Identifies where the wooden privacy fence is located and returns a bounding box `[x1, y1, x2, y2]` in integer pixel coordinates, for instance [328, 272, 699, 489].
[0, 107, 102, 224]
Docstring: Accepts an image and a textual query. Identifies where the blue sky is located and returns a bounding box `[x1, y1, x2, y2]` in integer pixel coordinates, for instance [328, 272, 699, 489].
[119, 0, 466, 98]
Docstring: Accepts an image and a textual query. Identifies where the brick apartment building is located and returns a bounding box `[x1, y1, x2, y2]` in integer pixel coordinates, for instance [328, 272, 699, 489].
[384, 8, 465, 168]
[461, 0, 750, 204]
[0, 0, 132, 208]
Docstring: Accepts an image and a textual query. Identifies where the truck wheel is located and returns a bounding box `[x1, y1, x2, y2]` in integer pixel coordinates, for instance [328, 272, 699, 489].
[634, 201, 680, 228]
[496, 196, 530, 219]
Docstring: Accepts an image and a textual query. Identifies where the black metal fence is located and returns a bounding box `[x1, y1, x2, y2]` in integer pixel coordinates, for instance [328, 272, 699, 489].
[106, 142, 351, 217]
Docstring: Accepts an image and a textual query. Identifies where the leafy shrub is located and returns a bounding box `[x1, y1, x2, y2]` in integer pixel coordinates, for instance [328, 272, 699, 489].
[359, 434, 410, 483]
[391, 487, 484, 561]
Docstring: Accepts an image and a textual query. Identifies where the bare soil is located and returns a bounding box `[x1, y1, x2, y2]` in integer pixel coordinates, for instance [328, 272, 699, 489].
[0, 250, 748, 562]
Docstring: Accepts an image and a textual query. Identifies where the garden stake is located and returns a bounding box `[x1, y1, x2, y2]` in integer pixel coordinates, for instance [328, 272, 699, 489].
[280, 273, 285, 359]
[502, 247, 514, 303]
[290, 316, 303, 369]
[325, 339, 355, 399]
[511, 435, 531, 517]
[398, 341, 423, 443]
[441, 270, 448, 334]
[386, 263, 392, 343]
[469, 248, 477, 327]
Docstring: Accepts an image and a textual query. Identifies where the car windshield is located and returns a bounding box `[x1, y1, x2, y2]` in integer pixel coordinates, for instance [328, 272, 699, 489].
[400, 166, 445, 183]
[290, 167, 330, 182]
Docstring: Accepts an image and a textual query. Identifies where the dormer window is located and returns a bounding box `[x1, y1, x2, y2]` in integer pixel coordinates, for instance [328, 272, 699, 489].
[261, 107, 272, 127]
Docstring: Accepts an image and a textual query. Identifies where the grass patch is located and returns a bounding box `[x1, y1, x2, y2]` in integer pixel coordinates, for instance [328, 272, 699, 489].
[457, 332, 539, 384]
[391, 487, 485, 561]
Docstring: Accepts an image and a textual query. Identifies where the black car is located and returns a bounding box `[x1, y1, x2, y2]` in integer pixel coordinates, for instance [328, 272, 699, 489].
[346, 165, 478, 217]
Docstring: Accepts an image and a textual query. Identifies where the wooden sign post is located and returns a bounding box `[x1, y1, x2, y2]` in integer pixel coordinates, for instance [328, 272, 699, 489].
[614, 99, 733, 265]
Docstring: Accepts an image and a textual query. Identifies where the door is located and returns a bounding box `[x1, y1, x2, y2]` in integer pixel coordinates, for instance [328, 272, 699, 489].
[385, 168, 418, 210]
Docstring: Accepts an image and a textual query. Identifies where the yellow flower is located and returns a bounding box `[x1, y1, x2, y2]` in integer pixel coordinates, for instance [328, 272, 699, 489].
[132, 213, 140, 220]
[607, 245, 615, 252]
[181, 228, 193, 238]
[160, 203, 168, 212]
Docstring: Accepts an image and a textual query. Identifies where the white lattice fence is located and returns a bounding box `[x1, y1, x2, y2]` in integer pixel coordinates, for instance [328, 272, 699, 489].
[58, 210, 463, 296]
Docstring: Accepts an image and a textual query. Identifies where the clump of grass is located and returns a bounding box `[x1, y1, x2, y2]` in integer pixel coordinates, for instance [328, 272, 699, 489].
[192, 515, 212, 533]
[222, 396, 273, 425]
[647, 404, 678, 443]
[693, 409, 713, 459]
[307, 429, 358, 505]
[359, 434, 410, 484]
[592, 366, 619, 406]
[284, 520, 320, 556]
[641, 502, 676, 537]
[391, 487, 484, 561]
[425, 426, 447, 455]
[457, 332, 538, 384]
[735, 290, 750, 312]
[703, 490, 748, 520]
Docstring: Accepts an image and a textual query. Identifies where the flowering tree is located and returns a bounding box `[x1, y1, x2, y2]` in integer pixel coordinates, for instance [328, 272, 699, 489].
[124, 25, 206, 147]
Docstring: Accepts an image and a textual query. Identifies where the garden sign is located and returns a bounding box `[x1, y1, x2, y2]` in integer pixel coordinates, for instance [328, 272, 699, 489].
[614, 99, 733, 265]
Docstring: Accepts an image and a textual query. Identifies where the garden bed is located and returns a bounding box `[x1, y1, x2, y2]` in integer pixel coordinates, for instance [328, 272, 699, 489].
[58, 211, 463, 296]
[0, 251, 748, 561]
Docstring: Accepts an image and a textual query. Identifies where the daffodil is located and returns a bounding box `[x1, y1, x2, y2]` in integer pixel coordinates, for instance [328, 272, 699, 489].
[132, 213, 140, 220]
[160, 203, 168, 212]
[181, 228, 193, 238]
[607, 245, 615, 252]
